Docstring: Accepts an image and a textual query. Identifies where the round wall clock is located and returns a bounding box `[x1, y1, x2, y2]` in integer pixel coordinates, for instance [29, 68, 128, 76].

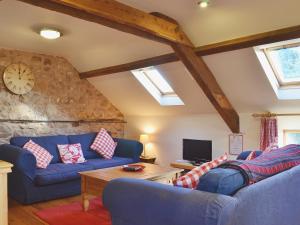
[3, 63, 35, 95]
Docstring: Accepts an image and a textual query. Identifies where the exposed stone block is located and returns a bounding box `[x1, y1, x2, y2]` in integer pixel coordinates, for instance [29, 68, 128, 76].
[0, 48, 125, 143]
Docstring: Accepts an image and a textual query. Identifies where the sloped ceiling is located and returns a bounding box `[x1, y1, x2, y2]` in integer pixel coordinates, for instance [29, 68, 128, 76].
[0, 0, 171, 72]
[90, 48, 300, 116]
[0, 0, 300, 116]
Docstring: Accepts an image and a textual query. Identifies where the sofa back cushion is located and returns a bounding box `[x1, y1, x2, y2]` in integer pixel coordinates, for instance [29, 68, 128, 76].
[68, 132, 101, 159]
[173, 153, 228, 189]
[197, 168, 245, 196]
[10, 135, 68, 163]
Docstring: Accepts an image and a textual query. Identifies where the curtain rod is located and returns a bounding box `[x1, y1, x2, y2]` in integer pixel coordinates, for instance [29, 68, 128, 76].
[252, 112, 300, 118]
[0, 119, 126, 124]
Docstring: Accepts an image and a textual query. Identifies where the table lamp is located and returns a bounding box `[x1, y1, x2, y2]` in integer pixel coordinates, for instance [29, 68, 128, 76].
[139, 134, 149, 158]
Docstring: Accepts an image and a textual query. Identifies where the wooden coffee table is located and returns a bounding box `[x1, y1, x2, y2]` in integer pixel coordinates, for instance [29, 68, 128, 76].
[79, 163, 183, 211]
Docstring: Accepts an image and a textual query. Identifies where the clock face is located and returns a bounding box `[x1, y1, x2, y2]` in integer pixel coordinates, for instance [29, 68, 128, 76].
[3, 63, 35, 95]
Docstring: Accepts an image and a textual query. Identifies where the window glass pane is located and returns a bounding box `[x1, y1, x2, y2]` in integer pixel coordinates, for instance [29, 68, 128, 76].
[144, 68, 174, 94]
[269, 46, 300, 82]
[285, 131, 300, 145]
[131, 67, 184, 106]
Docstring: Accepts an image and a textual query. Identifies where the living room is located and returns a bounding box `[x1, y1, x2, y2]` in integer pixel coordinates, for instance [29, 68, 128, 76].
[0, 0, 300, 225]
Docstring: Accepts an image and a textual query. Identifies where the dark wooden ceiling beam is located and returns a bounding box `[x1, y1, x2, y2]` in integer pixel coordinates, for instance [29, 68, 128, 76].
[17, 0, 192, 47]
[171, 43, 240, 133]
[80, 25, 300, 78]
[195, 25, 300, 55]
[18, 0, 239, 132]
[151, 13, 240, 133]
[80, 53, 177, 79]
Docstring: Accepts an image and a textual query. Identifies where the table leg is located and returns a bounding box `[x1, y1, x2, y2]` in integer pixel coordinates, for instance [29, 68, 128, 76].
[82, 193, 90, 212]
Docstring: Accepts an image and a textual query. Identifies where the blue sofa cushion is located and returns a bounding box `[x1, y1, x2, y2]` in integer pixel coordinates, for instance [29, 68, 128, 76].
[113, 138, 143, 161]
[10, 135, 69, 163]
[35, 163, 94, 186]
[197, 168, 245, 196]
[68, 132, 101, 159]
[85, 157, 135, 170]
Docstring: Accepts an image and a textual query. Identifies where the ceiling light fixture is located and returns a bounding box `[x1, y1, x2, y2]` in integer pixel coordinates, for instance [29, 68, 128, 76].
[198, 0, 210, 8]
[39, 28, 62, 40]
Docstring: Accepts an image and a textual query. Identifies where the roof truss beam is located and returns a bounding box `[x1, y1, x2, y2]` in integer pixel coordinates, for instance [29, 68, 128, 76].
[17, 0, 239, 132]
[79, 25, 300, 78]
[17, 0, 192, 46]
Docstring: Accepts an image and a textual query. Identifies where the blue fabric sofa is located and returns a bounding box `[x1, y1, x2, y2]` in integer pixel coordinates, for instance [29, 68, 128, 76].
[0, 132, 143, 204]
[103, 151, 300, 225]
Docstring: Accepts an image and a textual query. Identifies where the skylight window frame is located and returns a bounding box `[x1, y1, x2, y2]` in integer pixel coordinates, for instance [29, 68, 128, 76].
[131, 67, 184, 106]
[141, 69, 175, 96]
[264, 42, 300, 87]
[254, 38, 300, 100]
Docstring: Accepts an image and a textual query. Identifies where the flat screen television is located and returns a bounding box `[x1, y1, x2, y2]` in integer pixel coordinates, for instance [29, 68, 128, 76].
[183, 139, 212, 162]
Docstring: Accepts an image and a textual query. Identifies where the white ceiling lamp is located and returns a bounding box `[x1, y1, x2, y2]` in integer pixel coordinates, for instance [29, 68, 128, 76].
[198, 0, 210, 8]
[39, 28, 62, 40]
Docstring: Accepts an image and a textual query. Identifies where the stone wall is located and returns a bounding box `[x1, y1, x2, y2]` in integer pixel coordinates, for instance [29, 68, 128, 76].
[0, 48, 124, 144]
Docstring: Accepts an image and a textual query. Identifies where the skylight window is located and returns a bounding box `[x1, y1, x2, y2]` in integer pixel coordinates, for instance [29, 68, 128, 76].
[143, 68, 174, 94]
[255, 38, 300, 100]
[265, 44, 300, 85]
[131, 67, 184, 106]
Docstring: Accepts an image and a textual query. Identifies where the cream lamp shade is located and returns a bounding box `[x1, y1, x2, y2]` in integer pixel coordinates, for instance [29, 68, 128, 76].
[139, 134, 149, 143]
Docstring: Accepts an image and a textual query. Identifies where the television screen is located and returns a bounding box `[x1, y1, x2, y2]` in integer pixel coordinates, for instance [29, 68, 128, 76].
[183, 139, 212, 162]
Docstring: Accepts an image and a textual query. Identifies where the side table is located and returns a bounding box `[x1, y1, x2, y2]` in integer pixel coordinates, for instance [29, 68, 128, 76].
[0, 161, 13, 225]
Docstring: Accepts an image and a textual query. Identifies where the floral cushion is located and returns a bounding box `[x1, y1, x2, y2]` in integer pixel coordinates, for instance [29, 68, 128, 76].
[57, 143, 86, 164]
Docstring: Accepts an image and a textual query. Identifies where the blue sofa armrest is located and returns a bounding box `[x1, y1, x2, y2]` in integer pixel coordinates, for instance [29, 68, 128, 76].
[0, 144, 36, 179]
[113, 138, 143, 161]
[103, 178, 237, 225]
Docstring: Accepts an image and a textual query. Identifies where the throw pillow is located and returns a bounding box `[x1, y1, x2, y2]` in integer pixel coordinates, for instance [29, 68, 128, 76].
[90, 128, 117, 159]
[173, 153, 228, 189]
[246, 151, 257, 160]
[57, 143, 86, 164]
[23, 140, 53, 169]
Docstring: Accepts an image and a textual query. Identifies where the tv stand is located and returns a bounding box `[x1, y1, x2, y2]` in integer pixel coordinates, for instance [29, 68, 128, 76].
[192, 162, 202, 166]
[170, 161, 196, 171]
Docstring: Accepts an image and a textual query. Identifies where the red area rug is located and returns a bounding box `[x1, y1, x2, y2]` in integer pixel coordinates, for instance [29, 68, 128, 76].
[35, 198, 111, 225]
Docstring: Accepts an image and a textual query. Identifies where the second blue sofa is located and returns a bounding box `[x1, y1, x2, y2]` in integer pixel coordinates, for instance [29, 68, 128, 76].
[103, 150, 300, 225]
[0, 132, 143, 204]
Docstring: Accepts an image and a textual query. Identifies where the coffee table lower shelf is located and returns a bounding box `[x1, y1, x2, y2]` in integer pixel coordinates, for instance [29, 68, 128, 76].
[80, 163, 183, 211]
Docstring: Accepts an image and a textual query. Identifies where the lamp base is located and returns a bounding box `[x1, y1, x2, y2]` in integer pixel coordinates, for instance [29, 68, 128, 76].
[139, 156, 156, 164]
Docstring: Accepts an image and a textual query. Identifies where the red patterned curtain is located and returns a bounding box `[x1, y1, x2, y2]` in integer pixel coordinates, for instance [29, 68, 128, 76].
[260, 117, 278, 151]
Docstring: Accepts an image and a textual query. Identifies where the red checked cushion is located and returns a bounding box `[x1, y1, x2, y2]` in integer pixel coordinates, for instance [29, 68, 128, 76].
[57, 143, 86, 164]
[90, 128, 117, 159]
[173, 153, 228, 189]
[23, 140, 53, 169]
